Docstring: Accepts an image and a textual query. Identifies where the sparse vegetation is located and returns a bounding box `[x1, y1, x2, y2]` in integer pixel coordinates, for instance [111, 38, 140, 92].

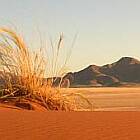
[0, 28, 92, 111]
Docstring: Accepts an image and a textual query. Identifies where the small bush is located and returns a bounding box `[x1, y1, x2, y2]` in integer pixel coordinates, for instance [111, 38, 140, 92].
[0, 28, 92, 111]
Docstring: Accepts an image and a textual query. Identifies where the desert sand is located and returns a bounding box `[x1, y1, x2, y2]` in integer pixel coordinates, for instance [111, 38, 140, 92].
[62, 87, 140, 111]
[0, 109, 140, 140]
[0, 87, 140, 139]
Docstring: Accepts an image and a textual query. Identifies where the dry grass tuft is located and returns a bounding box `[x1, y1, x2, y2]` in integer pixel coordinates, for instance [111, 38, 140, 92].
[0, 28, 93, 111]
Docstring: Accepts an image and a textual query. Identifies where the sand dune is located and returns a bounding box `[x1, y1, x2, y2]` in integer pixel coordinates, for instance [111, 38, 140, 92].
[0, 110, 140, 140]
[0, 88, 140, 139]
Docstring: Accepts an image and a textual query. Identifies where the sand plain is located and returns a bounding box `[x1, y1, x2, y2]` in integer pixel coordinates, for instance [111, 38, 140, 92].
[61, 87, 140, 111]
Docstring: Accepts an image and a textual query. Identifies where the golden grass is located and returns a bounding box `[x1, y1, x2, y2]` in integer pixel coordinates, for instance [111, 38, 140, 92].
[0, 28, 92, 111]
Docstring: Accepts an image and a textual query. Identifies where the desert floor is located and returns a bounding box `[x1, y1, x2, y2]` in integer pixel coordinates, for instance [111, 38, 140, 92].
[0, 110, 140, 140]
[61, 87, 140, 111]
[0, 87, 140, 140]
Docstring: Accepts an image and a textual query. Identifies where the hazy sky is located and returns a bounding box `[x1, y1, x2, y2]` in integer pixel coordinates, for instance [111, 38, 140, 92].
[0, 0, 140, 72]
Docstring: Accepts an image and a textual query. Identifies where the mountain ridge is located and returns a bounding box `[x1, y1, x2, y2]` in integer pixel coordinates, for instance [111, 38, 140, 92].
[63, 57, 140, 87]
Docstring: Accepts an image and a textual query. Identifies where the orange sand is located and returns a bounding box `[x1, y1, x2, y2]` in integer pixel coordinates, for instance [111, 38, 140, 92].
[0, 109, 140, 140]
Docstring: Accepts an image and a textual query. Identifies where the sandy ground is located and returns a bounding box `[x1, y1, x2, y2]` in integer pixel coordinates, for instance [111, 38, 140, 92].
[0, 110, 140, 140]
[61, 87, 140, 111]
[0, 88, 140, 140]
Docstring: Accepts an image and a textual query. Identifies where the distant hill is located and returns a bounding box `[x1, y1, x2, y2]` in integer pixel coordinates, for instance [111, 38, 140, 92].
[63, 57, 140, 87]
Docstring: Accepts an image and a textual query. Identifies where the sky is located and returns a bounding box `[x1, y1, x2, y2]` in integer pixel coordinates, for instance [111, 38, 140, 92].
[0, 0, 140, 72]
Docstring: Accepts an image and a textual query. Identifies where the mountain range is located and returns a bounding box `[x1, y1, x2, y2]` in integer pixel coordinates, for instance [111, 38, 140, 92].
[63, 57, 140, 87]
